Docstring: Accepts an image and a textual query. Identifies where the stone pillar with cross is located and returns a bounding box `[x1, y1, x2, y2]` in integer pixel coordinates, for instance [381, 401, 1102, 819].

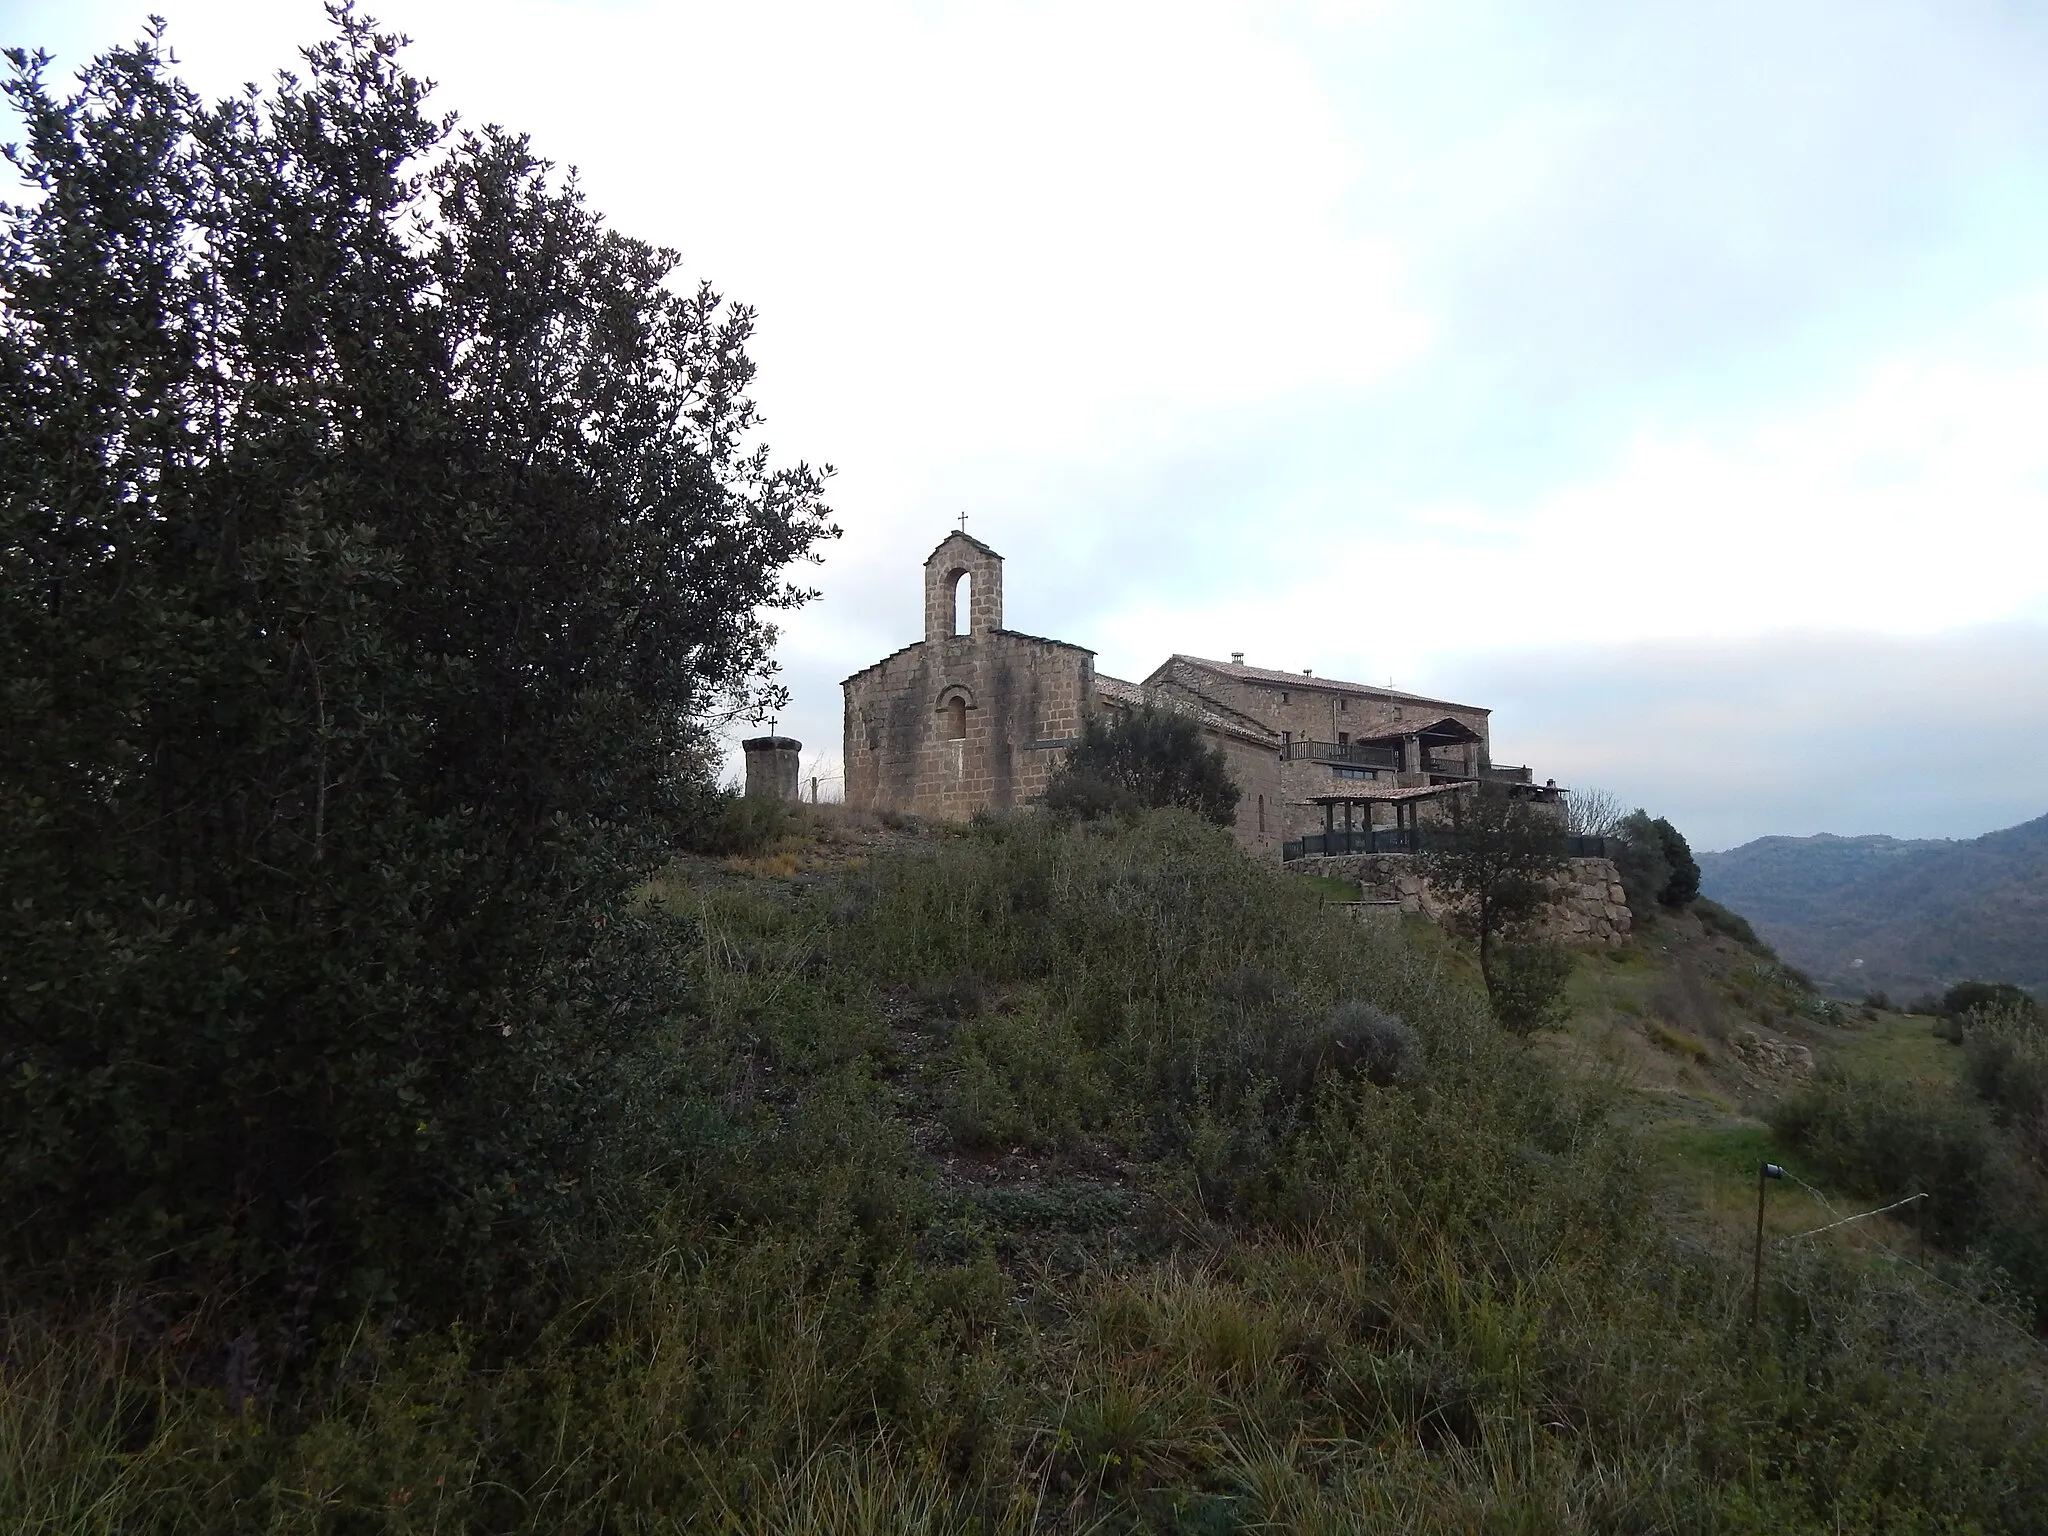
[741, 731, 803, 802]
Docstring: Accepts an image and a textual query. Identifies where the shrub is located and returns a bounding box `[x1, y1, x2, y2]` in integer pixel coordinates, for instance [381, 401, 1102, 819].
[1771, 1071, 1994, 1246]
[1612, 811, 1700, 917]
[914, 971, 989, 1020]
[1943, 980, 2041, 1023]
[1485, 942, 1575, 1036]
[940, 1006, 1107, 1152]
[1962, 1015, 2048, 1159]
[1319, 1002, 1422, 1088]
[1693, 897, 1768, 952]
[1042, 707, 1240, 826]
[681, 790, 794, 857]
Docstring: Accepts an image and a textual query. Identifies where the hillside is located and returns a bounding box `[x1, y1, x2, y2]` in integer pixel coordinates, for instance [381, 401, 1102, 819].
[1697, 811, 2048, 999]
[15, 807, 2048, 1533]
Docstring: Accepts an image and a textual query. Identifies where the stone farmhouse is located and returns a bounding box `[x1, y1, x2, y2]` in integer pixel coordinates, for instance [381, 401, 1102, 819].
[842, 531, 1573, 863]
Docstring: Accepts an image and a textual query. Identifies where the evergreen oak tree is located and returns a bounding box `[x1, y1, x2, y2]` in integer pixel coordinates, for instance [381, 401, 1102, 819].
[1422, 788, 1572, 1034]
[0, 9, 835, 1312]
[1043, 706, 1242, 826]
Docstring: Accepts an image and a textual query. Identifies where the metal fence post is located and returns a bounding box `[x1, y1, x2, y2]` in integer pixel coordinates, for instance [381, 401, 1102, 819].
[1752, 1162, 1784, 1327]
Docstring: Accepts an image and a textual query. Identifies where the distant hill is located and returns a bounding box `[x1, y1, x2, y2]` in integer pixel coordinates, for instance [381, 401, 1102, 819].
[1696, 813, 2048, 1000]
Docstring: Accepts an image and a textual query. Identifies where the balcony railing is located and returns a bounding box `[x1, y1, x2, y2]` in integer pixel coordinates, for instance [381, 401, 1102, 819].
[1283, 831, 1610, 861]
[1282, 739, 1403, 769]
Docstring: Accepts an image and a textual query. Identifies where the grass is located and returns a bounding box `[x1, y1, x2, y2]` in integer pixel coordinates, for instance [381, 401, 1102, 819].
[8, 811, 2048, 1533]
[1646, 1123, 1845, 1241]
[1832, 1008, 1967, 1087]
[1287, 872, 1364, 903]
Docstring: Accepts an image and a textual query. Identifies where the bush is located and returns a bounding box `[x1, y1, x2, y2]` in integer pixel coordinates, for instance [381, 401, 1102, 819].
[1612, 811, 1700, 918]
[1318, 1002, 1422, 1088]
[1943, 980, 2041, 1023]
[1771, 1071, 1994, 1246]
[1692, 897, 1768, 952]
[680, 790, 794, 856]
[1484, 941, 1575, 1035]
[1963, 1016, 2048, 1160]
[1042, 707, 1240, 826]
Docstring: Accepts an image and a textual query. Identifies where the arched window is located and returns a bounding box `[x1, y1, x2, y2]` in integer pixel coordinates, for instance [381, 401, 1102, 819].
[952, 569, 972, 635]
[944, 696, 967, 740]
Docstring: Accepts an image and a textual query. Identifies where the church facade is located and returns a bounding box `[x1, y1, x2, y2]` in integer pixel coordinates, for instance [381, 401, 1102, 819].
[842, 533, 1549, 862]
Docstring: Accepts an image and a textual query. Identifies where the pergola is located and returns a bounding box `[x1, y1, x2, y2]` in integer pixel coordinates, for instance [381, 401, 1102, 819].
[1310, 780, 1474, 841]
[1346, 714, 1486, 775]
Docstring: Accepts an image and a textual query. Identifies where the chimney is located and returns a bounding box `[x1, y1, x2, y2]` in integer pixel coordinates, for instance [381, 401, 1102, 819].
[1303, 668, 1313, 677]
[1230, 651, 1244, 665]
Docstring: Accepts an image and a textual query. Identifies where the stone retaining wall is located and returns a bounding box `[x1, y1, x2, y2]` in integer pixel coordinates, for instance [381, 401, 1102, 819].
[1290, 853, 1632, 945]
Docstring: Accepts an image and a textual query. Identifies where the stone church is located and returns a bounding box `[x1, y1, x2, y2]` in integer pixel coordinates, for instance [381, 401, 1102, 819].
[842, 532, 1556, 864]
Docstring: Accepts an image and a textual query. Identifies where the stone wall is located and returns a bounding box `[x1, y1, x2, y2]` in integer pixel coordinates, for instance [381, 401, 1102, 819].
[843, 629, 1095, 819]
[847, 532, 1099, 820]
[1215, 730, 1285, 861]
[1288, 853, 1632, 945]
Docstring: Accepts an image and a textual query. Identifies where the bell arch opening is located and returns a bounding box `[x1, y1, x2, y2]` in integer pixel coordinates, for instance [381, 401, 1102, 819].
[950, 569, 971, 636]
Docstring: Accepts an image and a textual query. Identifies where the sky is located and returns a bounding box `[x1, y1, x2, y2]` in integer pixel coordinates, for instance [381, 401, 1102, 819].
[8, 0, 2048, 849]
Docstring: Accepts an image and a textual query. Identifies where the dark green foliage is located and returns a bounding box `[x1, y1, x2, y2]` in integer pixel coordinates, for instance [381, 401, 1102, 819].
[1485, 941, 1576, 1035]
[1694, 896, 1770, 953]
[1043, 705, 1241, 826]
[1655, 818, 1700, 905]
[1944, 980, 2041, 1022]
[0, 14, 834, 1311]
[1421, 787, 1571, 1031]
[1613, 812, 1672, 918]
[1772, 1071, 1995, 1247]
[678, 788, 794, 857]
[1612, 811, 1699, 918]
[1964, 1024, 2048, 1141]
[913, 970, 988, 1020]
[1771, 1067, 2048, 1328]
[1318, 1001, 1421, 1087]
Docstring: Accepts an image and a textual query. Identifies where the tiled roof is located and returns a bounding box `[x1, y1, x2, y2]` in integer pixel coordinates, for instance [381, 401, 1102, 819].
[1308, 782, 1475, 804]
[1095, 674, 1147, 708]
[1094, 674, 1281, 748]
[1155, 654, 1487, 715]
[1345, 714, 1486, 745]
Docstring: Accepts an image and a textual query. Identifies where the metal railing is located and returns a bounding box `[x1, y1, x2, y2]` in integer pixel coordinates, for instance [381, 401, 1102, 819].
[1282, 739, 1403, 769]
[1284, 827, 1429, 859]
[1283, 831, 1610, 861]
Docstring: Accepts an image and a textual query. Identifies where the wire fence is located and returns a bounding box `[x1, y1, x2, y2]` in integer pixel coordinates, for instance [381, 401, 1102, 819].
[1770, 1166, 2042, 1349]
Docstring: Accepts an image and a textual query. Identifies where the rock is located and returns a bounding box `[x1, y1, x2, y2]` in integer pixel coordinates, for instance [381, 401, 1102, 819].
[1727, 1029, 1814, 1081]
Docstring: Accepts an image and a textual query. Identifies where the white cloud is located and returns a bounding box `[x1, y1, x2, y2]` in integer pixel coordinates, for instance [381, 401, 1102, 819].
[15, 1, 2048, 838]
